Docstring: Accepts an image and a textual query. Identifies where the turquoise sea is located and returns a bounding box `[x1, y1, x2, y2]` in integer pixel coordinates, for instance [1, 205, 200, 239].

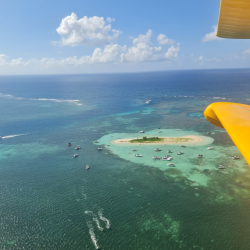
[1, 69, 250, 249]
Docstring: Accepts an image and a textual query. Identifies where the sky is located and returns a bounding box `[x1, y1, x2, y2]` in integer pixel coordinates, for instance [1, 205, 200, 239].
[0, 0, 250, 75]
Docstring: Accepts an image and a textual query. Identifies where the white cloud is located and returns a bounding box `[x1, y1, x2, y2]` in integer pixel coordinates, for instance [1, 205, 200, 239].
[133, 29, 152, 45]
[199, 56, 203, 60]
[56, 13, 121, 46]
[121, 43, 163, 62]
[1, 30, 180, 69]
[106, 17, 115, 23]
[165, 44, 180, 59]
[157, 34, 175, 45]
[0, 54, 27, 66]
[89, 44, 126, 63]
[202, 25, 223, 42]
[121, 31, 179, 62]
[243, 48, 250, 54]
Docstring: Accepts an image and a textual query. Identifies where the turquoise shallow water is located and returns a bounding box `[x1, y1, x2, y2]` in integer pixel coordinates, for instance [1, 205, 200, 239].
[1, 71, 250, 249]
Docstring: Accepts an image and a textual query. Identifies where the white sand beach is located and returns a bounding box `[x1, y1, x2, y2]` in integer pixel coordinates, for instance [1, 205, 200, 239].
[111, 135, 203, 145]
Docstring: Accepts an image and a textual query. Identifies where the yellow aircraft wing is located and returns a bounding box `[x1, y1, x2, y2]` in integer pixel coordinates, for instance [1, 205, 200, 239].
[204, 102, 250, 164]
[217, 0, 250, 39]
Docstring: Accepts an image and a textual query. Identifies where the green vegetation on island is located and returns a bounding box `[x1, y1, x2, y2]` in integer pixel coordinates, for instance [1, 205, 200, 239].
[130, 137, 164, 143]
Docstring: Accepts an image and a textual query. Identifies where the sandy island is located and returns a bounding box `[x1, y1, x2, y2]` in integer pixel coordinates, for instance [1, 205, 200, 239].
[111, 135, 203, 145]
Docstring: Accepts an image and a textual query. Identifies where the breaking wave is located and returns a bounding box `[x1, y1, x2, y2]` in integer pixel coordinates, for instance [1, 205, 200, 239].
[1, 134, 27, 139]
[0, 93, 82, 105]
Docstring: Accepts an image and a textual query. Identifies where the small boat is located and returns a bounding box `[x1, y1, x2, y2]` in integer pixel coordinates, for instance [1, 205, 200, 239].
[177, 152, 184, 155]
[207, 147, 214, 150]
[197, 154, 203, 158]
[162, 156, 172, 161]
[68, 142, 71, 146]
[167, 150, 173, 153]
[158, 127, 161, 129]
[73, 154, 78, 158]
[135, 154, 142, 157]
[94, 140, 99, 143]
[86, 165, 90, 170]
[132, 149, 137, 151]
[75, 146, 81, 150]
[139, 131, 144, 133]
[218, 165, 226, 169]
[154, 148, 162, 152]
[181, 145, 186, 147]
[207, 132, 211, 134]
[152, 156, 157, 160]
[167, 163, 175, 167]
[97, 148, 102, 151]
[158, 131, 162, 133]
[232, 156, 240, 160]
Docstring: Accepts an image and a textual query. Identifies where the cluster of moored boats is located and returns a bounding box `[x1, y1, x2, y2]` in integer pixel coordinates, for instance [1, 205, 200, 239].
[67, 140, 104, 169]
[132, 143, 240, 169]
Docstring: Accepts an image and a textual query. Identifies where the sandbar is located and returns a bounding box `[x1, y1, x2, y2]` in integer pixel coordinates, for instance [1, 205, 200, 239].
[111, 135, 203, 145]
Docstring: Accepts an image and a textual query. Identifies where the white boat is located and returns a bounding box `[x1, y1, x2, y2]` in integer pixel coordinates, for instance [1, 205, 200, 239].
[86, 165, 90, 170]
[232, 156, 240, 160]
[158, 131, 162, 133]
[94, 141, 99, 143]
[207, 147, 214, 150]
[73, 154, 78, 158]
[197, 154, 203, 158]
[167, 163, 175, 167]
[167, 150, 173, 153]
[166, 157, 172, 161]
[154, 148, 162, 151]
[97, 148, 102, 151]
[132, 149, 137, 151]
[177, 151, 184, 155]
[139, 131, 144, 133]
[75, 146, 81, 150]
[218, 165, 226, 169]
[135, 154, 142, 157]
[152, 156, 157, 160]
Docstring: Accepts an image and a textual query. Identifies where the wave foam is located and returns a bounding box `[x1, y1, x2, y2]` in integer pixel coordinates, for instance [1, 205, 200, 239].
[145, 100, 151, 104]
[1, 134, 27, 139]
[0, 93, 82, 105]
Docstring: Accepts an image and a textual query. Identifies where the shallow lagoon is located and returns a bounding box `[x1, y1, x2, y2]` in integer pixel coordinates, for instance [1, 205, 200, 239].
[97, 129, 246, 186]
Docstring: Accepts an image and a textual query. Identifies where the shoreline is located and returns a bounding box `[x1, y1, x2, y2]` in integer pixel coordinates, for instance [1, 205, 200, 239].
[111, 135, 203, 145]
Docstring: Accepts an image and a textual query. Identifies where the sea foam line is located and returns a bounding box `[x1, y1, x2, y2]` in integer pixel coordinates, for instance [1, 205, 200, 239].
[1, 134, 27, 139]
[0, 93, 82, 105]
[98, 210, 110, 229]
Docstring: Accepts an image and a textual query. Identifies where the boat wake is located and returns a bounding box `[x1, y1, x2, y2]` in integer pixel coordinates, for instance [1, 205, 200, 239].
[85, 211, 94, 216]
[145, 100, 151, 104]
[98, 209, 110, 229]
[87, 222, 99, 249]
[1, 134, 27, 139]
[93, 217, 104, 231]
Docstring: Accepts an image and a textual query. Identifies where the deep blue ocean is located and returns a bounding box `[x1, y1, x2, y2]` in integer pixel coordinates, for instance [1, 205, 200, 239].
[1, 69, 250, 250]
